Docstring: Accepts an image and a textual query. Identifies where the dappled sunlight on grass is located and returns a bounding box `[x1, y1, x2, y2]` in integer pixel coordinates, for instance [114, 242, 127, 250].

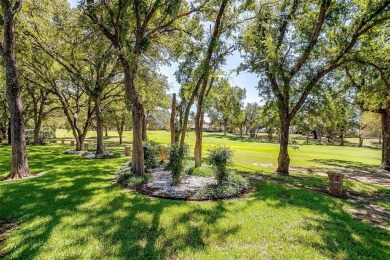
[0, 133, 389, 258]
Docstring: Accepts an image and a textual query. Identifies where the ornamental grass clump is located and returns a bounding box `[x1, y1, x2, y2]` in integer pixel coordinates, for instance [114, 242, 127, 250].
[166, 144, 189, 185]
[207, 146, 233, 184]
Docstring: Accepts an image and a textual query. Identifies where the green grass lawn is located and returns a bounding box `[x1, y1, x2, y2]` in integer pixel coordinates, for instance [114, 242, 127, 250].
[0, 130, 389, 259]
[57, 129, 382, 173]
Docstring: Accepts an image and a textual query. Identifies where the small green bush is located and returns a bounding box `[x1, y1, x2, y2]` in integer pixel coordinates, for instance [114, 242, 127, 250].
[143, 140, 164, 169]
[25, 129, 56, 145]
[95, 151, 122, 159]
[166, 144, 189, 185]
[186, 165, 213, 177]
[207, 146, 233, 183]
[195, 174, 249, 200]
[116, 171, 152, 188]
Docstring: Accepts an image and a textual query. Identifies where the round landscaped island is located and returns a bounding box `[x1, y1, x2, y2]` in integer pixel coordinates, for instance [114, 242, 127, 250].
[115, 165, 250, 201]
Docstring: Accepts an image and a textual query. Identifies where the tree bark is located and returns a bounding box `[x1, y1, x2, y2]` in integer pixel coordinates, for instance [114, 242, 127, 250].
[194, 92, 207, 167]
[170, 93, 176, 144]
[194, 114, 203, 167]
[7, 118, 11, 144]
[313, 130, 318, 140]
[358, 137, 364, 147]
[118, 59, 144, 174]
[340, 126, 345, 146]
[276, 112, 291, 175]
[95, 98, 105, 155]
[2, 0, 30, 179]
[142, 111, 147, 141]
[268, 127, 273, 140]
[381, 109, 390, 170]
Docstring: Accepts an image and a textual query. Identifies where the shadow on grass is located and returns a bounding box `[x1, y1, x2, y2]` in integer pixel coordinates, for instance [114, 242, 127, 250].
[251, 181, 390, 259]
[0, 146, 233, 259]
[203, 133, 278, 144]
[311, 159, 379, 170]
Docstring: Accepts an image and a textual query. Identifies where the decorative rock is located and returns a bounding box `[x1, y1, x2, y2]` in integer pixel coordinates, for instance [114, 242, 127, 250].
[125, 146, 131, 156]
[327, 171, 344, 197]
[138, 167, 217, 199]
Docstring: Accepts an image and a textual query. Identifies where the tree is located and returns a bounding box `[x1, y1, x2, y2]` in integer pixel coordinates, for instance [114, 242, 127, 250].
[244, 103, 261, 138]
[0, 0, 30, 179]
[208, 78, 246, 136]
[23, 1, 122, 153]
[241, 0, 390, 175]
[84, 0, 206, 174]
[345, 50, 390, 168]
[360, 112, 382, 146]
[104, 100, 132, 145]
[0, 74, 9, 144]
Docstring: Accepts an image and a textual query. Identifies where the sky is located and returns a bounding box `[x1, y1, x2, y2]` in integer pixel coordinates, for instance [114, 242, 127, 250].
[67, 0, 260, 104]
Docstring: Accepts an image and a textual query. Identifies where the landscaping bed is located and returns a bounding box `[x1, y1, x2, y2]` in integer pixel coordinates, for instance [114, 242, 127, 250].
[115, 165, 250, 201]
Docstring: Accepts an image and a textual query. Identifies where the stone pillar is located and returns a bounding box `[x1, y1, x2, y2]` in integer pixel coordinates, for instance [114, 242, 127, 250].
[327, 171, 344, 197]
[61, 139, 65, 145]
[125, 146, 131, 156]
[70, 140, 75, 146]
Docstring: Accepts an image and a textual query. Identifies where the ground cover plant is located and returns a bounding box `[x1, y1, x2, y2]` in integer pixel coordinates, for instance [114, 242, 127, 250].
[1, 131, 389, 259]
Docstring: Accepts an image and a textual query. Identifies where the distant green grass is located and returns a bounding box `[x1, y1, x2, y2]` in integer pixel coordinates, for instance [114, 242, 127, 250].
[0, 131, 389, 259]
[56, 129, 382, 171]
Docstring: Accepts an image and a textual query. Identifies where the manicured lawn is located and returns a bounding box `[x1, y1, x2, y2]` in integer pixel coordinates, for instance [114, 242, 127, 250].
[0, 131, 389, 259]
[57, 129, 382, 173]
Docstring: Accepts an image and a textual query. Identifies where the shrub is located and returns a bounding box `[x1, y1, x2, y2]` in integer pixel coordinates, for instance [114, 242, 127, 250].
[116, 171, 151, 188]
[143, 140, 164, 169]
[166, 144, 189, 185]
[207, 146, 233, 183]
[186, 165, 213, 177]
[95, 151, 122, 159]
[25, 129, 56, 145]
[195, 174, 249, 200]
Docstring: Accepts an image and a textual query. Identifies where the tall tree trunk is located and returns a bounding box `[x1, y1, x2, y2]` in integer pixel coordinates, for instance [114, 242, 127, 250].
[2, 0, 30, 179]
[7, 118, 11, 144]
[170, 93, 176, 144]
[95, 98, 105, 155]
[268, 128, 273, 140]
[313, 130, 318, 140]
[276, 112, 291, 175]
[358, 137, 364, 147]
[194, 114, 203, 167]
[358, 125, 364, 147]
[194, 91, 207, 167]
[223, 119, 227, 136]
[119, 130, 123, 144]
[132, 107, 145, 174]
[76, 136, 85, 151]
[381, 109, 390, 170]
[116, 118, 124, 145]
[142, 111, 147, 141]
[122, 60, 144, 174]
[33, 107, 43, 145]
[340, 126, 345, 146]
[105, 127, 108, 137]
